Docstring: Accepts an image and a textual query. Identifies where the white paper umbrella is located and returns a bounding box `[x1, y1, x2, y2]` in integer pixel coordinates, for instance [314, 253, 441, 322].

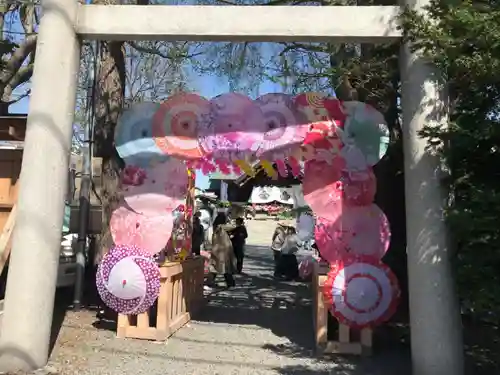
[96, 244, 161, 315]
[322, 256, 400, 329]
[106, 257, 147, 300]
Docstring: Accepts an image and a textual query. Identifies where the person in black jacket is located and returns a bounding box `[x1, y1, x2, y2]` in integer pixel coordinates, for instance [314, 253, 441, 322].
[229, 218, 248, 274]
[191, 213, 204, 256]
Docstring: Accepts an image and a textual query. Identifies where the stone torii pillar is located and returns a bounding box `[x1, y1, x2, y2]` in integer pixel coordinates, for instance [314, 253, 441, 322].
[0, 0, 80, 371]
[401, 0, 465, 373]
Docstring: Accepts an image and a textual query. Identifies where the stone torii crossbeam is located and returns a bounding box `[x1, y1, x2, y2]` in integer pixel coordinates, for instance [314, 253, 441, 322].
[0, 2, 464, 375]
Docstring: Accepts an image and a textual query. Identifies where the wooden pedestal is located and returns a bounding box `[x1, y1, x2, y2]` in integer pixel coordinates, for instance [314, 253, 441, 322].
[312, 262, 373, 356]
[117, 257, 205, 341]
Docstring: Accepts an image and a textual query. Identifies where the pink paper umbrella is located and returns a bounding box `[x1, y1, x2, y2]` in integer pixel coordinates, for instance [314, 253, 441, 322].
[314, 205, 391, 262]
[122, 158, 187, 215]
[110, 205, 174, 255]
[152, 92, 209, 160]
[322, 255, 400, 329]
[302, 159, 344, 219]
[199, 93, 267, 161]
[96, 244, 161, 315]
[255, 93, 308, 160]
[328, 168, 377, 207]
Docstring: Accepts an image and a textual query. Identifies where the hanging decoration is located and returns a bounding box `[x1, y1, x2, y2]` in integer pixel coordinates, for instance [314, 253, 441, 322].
[109, 91, 399, 328]
[152, 92, 208, 160]
[115, 102, 168, 167]
[322, 256, 400, 329]
[96, 244, 161, 315]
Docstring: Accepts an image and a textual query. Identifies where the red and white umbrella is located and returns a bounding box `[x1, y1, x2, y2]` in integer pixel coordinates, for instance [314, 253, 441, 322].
[322, 255, 400, 329]
[110, 204, 174, 256]
[96, 244, 161, 315]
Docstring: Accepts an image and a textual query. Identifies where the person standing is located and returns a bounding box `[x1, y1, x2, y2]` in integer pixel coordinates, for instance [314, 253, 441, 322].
[191, 213, 204, 256]
[229, 217, 248, 274]
[198, 207, 211, 249]
[206, 215, 236, 289]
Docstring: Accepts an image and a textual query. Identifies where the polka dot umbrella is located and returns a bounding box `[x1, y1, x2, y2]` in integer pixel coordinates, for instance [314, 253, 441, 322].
[322, 255, 400, 329]
[96, 244, 161, 315]
[115, 102, 169, 167]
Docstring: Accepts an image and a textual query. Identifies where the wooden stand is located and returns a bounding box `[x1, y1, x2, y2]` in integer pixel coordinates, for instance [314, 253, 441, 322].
[117, 257, 204, 341]
[312, 262, 373, 356]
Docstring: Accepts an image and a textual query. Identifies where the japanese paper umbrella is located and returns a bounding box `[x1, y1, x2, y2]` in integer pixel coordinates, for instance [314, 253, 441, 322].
[110, 204, 174, 256]
[328, 168, 377, 207]
[255, 93, 308, 159]
[96, 244, 161, 315]
[152, 93, 209, 160]
[198, 93, 267, 160]
[115, 102, 169, 167]
[302, 159, 344, 220]
[342, 101, 390, 166]
[122, 158, 187, 215]
[322, 255, 400, 329]
[314, 204, 391, 261]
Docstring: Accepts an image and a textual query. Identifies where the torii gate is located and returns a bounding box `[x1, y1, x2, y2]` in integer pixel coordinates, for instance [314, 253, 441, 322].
[0, 1, 464, 374]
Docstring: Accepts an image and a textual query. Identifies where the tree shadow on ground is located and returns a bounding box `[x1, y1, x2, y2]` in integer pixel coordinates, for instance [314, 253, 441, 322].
[196, 245, 412, 374]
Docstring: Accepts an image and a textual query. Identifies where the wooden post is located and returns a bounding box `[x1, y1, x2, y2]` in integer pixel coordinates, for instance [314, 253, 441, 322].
[0, 204, 16, 275]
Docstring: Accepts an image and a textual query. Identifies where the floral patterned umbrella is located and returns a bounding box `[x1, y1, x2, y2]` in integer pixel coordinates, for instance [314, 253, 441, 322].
[115, 102, 169, 167]
[314, 204, 391, 262]
[121, 158, 187, 215]
[198, 92, 267, 161]
[110, 205, 174, 255]
[255, 93, 308, 165]
[96, 244, 161, 315]
[302, 159, 344, 219]
[295, 93, 346, 162]
[152, 92, 209, 160]
[327, 168, 377, 207]
[322, 255, 400, 329]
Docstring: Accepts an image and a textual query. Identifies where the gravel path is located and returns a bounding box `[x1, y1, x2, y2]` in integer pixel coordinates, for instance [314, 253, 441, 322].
[43, 220, 411, 375]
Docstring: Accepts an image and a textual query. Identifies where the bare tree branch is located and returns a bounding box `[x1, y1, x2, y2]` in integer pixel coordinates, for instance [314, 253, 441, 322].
[2, 63, 33, 101]
[127, 41, 203, 60]
[0, 34, 36, 92]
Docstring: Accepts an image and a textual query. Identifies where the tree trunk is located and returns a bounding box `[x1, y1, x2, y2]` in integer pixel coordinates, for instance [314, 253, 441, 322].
[93, 41, 125, 265]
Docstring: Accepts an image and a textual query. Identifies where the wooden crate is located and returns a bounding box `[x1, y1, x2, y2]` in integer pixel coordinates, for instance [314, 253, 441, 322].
[117, 257, 205, 341]
[312, 262, 373, 356]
